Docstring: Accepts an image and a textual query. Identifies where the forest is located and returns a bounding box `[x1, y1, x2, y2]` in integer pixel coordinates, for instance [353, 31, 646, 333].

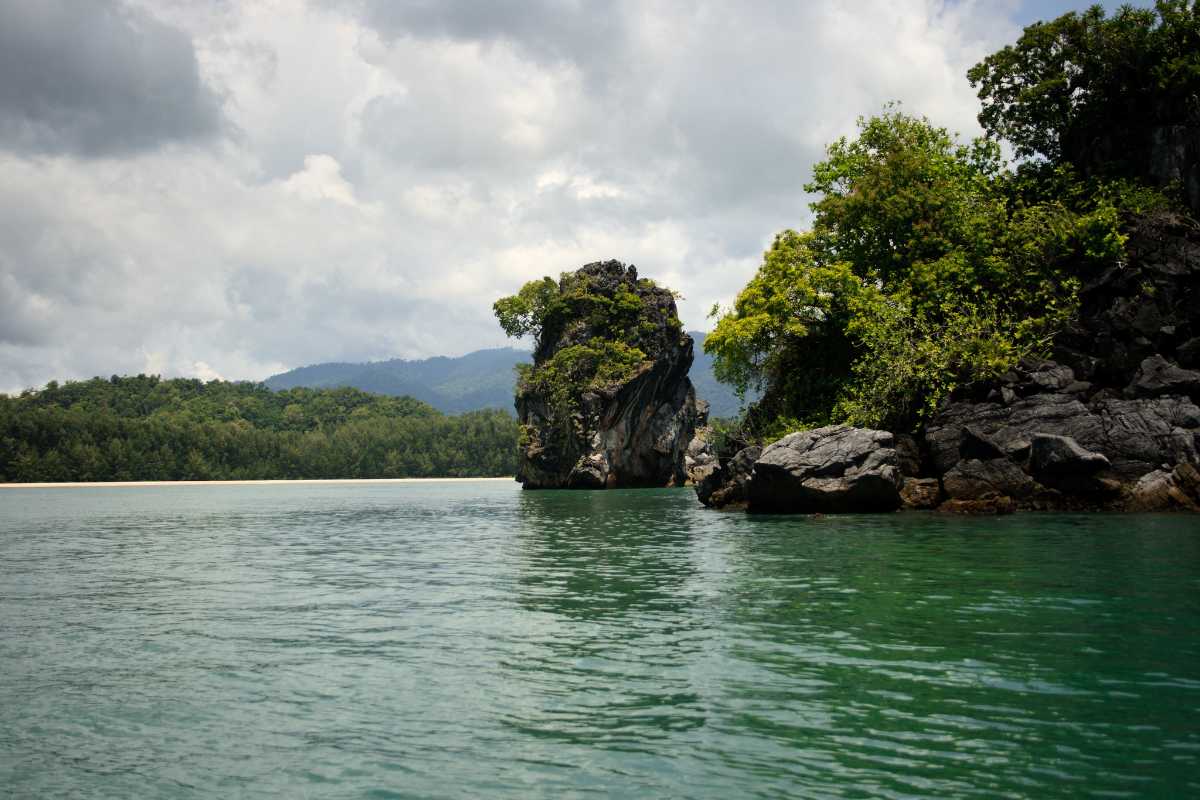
[0, 375, 517, 482]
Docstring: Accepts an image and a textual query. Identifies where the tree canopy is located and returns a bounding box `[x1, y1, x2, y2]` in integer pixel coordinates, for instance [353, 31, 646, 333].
[706, 109, 1137, 436]
[968, 1, 1200, 184]
[0, 376, 517, 482]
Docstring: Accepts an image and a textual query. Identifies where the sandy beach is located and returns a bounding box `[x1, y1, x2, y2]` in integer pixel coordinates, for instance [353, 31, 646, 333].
[0, 477, 516, 489]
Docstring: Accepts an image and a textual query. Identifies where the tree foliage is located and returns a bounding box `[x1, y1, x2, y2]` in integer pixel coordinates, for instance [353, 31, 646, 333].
[968, 1, 1200, 177]
[0, 375, 518, 482]
[494, 265, 681, 424]
[707, 109, 1138, 434]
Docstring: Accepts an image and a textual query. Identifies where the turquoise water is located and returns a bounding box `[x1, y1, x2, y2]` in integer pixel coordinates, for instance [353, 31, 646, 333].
[1, 482, 1198, 799]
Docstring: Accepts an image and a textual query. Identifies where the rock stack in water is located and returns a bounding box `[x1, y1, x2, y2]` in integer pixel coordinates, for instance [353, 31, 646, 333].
[514, 261, 701, 489]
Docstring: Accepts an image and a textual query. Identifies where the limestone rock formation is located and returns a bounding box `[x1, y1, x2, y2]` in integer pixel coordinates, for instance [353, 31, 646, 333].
[923, 357, 1200, 510]
[513, 261, 701, 489]
[693, 210, 1200, 514]
[746, 426, 903, 513]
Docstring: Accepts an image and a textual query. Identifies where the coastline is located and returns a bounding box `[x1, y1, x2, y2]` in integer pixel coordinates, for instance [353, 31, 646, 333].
[0, 477, 516, 489]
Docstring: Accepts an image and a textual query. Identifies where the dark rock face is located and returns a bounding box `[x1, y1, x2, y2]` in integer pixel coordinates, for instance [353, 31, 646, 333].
[1055, 212, 1200, 388]
[1068, 112, 1200, 217]
[923, 359, 1200, 510]
[516, 261, 701, 489]
[696, 445, 760, 508]
[746, 426, 902, 513]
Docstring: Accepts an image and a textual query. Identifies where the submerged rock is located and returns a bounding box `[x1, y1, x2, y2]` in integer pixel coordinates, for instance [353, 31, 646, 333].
[746, 426, 902, 513]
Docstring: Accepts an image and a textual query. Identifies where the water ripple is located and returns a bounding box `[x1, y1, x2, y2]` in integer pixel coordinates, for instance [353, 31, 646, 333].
[1, 483, 1198, 798]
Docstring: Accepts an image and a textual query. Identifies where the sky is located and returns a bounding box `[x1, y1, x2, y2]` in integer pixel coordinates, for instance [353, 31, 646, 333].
[0, 0, 1149, 392]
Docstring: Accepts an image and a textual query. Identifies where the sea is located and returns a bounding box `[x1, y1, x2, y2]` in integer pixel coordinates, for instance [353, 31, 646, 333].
[1, 480, 1197, 798]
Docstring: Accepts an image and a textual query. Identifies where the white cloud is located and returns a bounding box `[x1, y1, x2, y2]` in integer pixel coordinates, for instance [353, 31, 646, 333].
[0, 0, 1044, 393]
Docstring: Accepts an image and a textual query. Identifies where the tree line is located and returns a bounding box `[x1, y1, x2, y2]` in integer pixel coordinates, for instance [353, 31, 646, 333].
[0, 375, 517, 482]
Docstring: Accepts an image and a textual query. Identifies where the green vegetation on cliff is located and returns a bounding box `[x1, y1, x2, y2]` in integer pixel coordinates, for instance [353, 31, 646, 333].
[707, 3, 1191, 442]
[968, 1, 1199, 192]
[495, 262, 682, 420]
[0, 376, 517, 482]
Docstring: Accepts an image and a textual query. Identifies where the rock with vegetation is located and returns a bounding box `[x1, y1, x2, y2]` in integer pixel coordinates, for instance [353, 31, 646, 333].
[695, 4, 1200, 515]
[494, 260, 700, 489]
[968, 2, 1200, 215]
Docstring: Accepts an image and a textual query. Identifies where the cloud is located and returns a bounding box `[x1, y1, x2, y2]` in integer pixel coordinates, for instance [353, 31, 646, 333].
[0, 0, 223, 157]
[0, 0, 1043, 394]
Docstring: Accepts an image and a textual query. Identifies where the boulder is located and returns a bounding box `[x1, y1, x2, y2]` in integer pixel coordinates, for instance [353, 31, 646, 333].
[696, 445, 760, 508]
[1028, 433, 1116, 497]
[1127, 463, 1200, 511]
[943, 458, 1036, 500]
[1029, 433, 1109, 477]
[900, 477, 941, 510]
[1126, 355, 1200, 399]
[747, 426, 902, 513]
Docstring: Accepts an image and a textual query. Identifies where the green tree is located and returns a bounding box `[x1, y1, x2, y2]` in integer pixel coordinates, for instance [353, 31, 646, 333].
[708, 110, 1127, 433]
[968, 1, 1200, 198]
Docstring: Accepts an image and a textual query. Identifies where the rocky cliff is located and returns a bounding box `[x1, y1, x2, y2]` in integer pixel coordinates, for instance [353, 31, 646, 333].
[699, 211, 1200, 513]
[514, 261, 701, 489]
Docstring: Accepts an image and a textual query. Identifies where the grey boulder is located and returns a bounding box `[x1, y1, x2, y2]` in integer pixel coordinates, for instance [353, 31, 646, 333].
[748, 426, 902, 513]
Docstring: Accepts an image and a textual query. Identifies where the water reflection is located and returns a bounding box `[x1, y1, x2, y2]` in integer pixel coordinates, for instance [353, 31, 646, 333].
[514, 489, 699, 620]
[1, 485, 1197, 799]
[500, 489, 708, 748]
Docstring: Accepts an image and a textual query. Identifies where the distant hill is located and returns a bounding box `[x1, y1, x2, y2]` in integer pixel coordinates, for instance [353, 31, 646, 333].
[264, 347, 529, 414]
[264, 334, 751, 419]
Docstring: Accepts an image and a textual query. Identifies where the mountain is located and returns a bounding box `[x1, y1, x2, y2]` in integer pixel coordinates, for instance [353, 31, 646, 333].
[264, 347, 529, 414]
[264, 334, 750, 418]
[688, 331, 754, 420]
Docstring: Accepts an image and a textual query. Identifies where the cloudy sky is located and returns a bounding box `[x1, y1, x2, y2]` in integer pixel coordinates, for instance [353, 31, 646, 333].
[0, 0, 1146, 392]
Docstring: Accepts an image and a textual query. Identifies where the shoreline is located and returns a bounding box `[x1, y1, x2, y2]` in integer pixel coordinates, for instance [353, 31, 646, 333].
[0, 477, 516, 489]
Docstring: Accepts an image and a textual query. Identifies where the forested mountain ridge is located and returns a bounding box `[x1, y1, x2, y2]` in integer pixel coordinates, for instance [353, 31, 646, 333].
[0, 375, 517, 482]
[265, 347, 530, 414]
[264, 334, 750, 419]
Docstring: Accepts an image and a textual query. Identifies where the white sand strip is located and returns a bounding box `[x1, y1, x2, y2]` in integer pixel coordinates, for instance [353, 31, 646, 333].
[0, 477, 516, 489]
